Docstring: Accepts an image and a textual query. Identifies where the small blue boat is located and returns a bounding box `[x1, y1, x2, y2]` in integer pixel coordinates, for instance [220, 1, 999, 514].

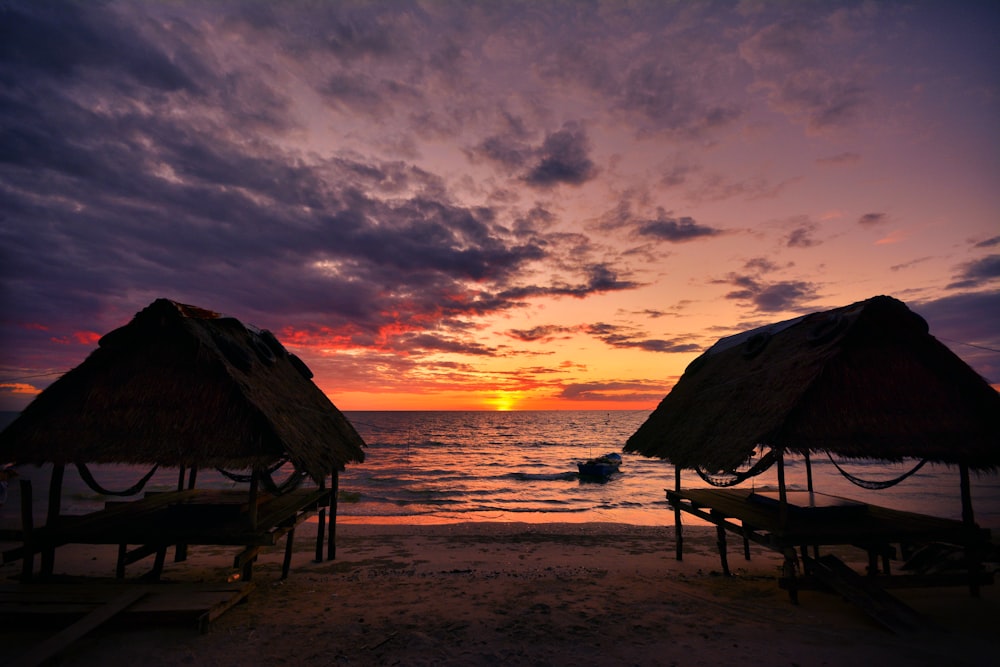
[577, 452, 622, 479]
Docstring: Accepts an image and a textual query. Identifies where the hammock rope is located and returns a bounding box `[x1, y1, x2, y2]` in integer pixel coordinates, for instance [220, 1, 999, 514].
[826, 452, 928, 490]
[216, 458, 307, 495]
[216, 458, 289, 484]
[75, 462, 160, 497]
[695, 450, 777, 488]
[261, 467, 307, 494]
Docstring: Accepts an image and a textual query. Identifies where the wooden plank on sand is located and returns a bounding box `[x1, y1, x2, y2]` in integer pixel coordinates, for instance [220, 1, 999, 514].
[806, 554, 932, 634]
[7, 589, 146, 667]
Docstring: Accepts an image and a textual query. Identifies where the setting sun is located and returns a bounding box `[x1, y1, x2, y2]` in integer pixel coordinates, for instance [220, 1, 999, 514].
[488, 392, 521, 412]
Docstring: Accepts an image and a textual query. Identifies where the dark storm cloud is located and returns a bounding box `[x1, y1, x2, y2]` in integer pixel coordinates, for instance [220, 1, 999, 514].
[785, 224, 821, 248]
[475, 135, 534, 170]
[0, 2, 199, 92]
[506, 325, 576, 343]
[472, 119, 597, 188]
[597, 202, 722, 245]
[499, 264, 639, 301]
[559, 381, 667, 403]
[858, 212, 887, 227]
[584, 323, 699, 354]
[974, 236, 1000, 249]
[947, 255, 1000, 290]
[718, 273, 817, 312]
[392, 333, 497, 356]
[0, 1, 579, 370]
[320, 73, 424, 118]
[636, 214, 722, 243]
[522, 123, 597, 188]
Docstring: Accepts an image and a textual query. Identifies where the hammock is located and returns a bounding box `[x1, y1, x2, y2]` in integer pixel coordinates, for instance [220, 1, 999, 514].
[216, 458, 289, 483]
[216, 458, 307, 495]
[695, 450, 777, 487]
[75, 462, 160, 496]
[826, 452, 928, 490]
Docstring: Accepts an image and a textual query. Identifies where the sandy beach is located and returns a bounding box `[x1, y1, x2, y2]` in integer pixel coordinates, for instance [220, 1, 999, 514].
[1, 521, 997, 666]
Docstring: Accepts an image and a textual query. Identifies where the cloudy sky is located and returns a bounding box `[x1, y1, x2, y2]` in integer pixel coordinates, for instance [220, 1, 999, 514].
[1, 0, 998, 411]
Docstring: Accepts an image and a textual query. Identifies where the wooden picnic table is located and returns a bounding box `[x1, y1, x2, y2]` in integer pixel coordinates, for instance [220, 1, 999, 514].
[4, 486, 332, 581]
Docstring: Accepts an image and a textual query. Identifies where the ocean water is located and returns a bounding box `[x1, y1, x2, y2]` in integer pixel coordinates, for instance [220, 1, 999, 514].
[1, 410, 998, 530]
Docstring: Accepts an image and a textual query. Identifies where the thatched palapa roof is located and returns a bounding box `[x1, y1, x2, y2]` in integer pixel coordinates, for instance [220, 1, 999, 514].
[0, 299, 365, 481]
[625, 295, 1000, 472]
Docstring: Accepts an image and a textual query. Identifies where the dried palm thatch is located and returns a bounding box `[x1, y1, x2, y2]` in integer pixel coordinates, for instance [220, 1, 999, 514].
[625, 295, 1000, 472]
[0, 299, 365, 482]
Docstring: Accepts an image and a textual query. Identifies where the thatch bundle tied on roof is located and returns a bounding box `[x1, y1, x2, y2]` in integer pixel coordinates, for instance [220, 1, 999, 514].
[625, 295, 1000, 473]
[0, 299, 365, 482]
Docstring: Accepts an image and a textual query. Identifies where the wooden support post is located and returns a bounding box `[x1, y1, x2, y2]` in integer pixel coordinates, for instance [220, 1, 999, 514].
[150, 546, 167, 581]
[242, 556, 255, 583]
[804, 450, 814, 495]
[314, 508, 326, 563]
[282, 528, 296, 580]
[116, 544, 127, 579]
[46, 464, 64, 525]
[41, 464, 65, 577]
[674, 465, 683, 561]
[315, 476, 326, 563]
[19, 479, 34, 581]
[782, 548, 799, 605]
[328, 470, 339, 561]
[248, 469, 259, 531]
[776, 451, 788, 528]
[712, 510, 730, 576]
[743, 535, 751, 561]
[175, 466, 197, 562]
[959, 462, 980, 598]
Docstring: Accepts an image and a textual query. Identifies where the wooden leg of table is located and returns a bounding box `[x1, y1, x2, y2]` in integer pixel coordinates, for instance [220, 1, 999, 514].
[19, 480, 34, 581]
[674, 506, 683, 562]
[151, 546, 167, 581]
[782, 549, 799, 605]
[282, 528, 296, 580]
[116, 544, 127, 579]
[314, 508, 326, 563]
[712, 512, 730, 576]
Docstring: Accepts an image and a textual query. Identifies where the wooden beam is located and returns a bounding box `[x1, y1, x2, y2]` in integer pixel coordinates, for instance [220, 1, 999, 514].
[46, 464, 64, 526]
[328, 470, 339, 561]
[40, 465, 65, 577]
[674, 464, 683, 561]
[804, 450, 814, 494]
[959, 462, 980, 598]
[247, 469, 259, 531]
[776, 450, 788, 528]
[7, 589, 147, 667]
[281, 528, 295, 580]
[315, 475, 326, 563]
[712, 510, 730, 576]
[19, 480, 34, 580]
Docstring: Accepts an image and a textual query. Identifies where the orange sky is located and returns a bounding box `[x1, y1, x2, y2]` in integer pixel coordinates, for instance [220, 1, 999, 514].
[1, 1, 998, 412]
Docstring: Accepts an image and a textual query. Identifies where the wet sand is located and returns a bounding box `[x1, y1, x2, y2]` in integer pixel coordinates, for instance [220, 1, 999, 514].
[1, 522, 997, 666]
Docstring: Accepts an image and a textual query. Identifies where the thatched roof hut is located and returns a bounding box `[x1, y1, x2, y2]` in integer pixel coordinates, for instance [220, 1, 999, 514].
[625, 295, 1000, 473]
[0, 298, 365, 482]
